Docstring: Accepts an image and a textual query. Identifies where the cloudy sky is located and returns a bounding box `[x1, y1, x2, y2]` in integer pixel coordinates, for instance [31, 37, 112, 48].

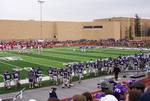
[0, 0, 149, 21]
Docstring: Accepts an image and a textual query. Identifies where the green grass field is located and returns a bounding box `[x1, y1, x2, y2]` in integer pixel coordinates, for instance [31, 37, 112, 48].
[0, 47, 144, 82]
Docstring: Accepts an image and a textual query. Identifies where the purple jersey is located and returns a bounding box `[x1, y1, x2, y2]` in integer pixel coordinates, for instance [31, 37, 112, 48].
[3, 72, 11, 80]
[12, 72, 19, 79]
[53, 70, 58, 76]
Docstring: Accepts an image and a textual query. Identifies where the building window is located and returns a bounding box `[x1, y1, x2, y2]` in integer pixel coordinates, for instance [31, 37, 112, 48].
[54, 35, 56, 38]
[93, 26, 103, 28]
[83, 26, 103, 30]
[83, 26, 93, 29]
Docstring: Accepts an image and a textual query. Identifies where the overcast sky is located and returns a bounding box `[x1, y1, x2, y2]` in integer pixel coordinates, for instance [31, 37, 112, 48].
[0, 0, 149, 21]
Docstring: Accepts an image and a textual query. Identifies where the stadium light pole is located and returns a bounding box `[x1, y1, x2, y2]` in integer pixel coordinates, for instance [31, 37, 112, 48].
[38, 0, 45, 40]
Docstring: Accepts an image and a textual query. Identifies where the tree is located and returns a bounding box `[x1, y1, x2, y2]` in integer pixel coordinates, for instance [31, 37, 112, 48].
[129, 26, 133, 40]
[148, 28, 150, 36]
[134, 14, 141, 37]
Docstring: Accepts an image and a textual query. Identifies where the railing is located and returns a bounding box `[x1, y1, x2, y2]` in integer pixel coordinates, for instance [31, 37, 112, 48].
[13, 88, 25, 101]
[1, 88, 25, 101]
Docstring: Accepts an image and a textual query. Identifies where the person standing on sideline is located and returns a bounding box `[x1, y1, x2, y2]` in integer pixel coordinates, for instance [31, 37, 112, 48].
[49, 87, 58, 99]
[3, 71, 12, 89]
[12, 70, 20, 88]
[113, 65, 121, 81]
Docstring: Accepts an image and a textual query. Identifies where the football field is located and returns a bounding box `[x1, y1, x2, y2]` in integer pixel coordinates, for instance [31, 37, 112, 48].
[0, 47, 144, 82]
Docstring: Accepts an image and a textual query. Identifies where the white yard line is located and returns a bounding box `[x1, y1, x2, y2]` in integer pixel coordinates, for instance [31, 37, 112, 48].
[0, 74, 3, 77]
[0, 61, 21, 68]
[31, 52, 65, 64]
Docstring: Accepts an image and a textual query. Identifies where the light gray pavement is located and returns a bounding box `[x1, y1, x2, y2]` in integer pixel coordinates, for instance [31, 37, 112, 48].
[0, 75, 113, 101]
[0, 74, 145, 101]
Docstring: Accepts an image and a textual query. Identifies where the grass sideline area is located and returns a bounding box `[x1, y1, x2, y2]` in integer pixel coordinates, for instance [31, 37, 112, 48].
[0, 47, 146, 94]
[0, 47, 144, 82]
[0, 71, 108, 94]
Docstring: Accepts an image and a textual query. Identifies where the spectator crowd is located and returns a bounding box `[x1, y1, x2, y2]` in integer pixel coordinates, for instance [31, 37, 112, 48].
[1, 38, 150, 51]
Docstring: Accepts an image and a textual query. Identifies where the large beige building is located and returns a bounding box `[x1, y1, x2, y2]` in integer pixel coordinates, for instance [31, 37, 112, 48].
[0, 17, 150, 41]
